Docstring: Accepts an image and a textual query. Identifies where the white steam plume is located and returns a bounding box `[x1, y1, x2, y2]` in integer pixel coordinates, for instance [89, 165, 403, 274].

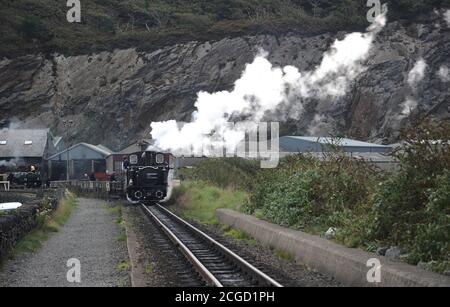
[0, 159, 18, 168]
[401, 98, 418, 117]
[400, 59, 429, 119]
[438, 65, 450, 82]
[407, 59, 427, 88]
[307, 114, 335, 136]
[445, 10, 450, 28]
[151, 15, 387, 155]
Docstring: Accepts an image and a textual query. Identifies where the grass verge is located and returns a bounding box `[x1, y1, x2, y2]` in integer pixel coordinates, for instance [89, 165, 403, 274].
[103, 203, 127, 242]
[172, 181, 307, 265]
[171, 181, 248, 225]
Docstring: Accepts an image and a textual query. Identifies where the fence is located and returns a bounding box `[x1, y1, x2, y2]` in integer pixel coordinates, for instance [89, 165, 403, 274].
[50, 180, 125, 199]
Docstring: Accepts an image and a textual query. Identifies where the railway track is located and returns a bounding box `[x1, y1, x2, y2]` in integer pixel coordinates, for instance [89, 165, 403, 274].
[141, 203, 283, 287]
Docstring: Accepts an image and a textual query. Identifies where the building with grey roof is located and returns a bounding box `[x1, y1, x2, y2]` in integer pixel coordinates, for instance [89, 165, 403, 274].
[47, 143, 114, 181]
[278, 136, 397, 171]
[0, 129, 57, 172]
[279, 136, 392, 154]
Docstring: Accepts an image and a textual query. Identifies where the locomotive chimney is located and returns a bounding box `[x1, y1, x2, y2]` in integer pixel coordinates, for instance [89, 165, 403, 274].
[138, 139, 150, 152]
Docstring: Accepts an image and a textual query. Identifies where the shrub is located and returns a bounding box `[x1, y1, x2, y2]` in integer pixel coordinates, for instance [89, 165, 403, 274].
[189, 158, 260, 191]
[246, 152, 380, 235]
[368, 122, 450, 268]
[19, 16, 53, 42]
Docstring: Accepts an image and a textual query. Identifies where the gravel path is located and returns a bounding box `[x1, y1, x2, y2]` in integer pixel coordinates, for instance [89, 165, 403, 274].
[0, 198, 130, 287]
[122, 205, 203, 287]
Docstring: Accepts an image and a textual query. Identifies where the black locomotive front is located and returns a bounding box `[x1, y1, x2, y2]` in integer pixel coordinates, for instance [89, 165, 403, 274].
[125, 151, 173, 204]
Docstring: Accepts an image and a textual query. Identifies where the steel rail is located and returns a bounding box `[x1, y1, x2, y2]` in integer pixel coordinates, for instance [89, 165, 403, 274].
[144, 203, 282, 287]
[140, 204, 223, 287]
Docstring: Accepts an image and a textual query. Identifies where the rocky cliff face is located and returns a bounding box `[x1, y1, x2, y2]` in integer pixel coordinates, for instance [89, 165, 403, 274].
[0, 14, 449, 150]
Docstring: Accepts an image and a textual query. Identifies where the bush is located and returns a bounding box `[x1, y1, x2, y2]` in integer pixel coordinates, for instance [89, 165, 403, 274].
[368, 122, 450, 268]
[19, 17, 52, 42]
[183, 122, 450, 272]
[247, 153, 379, 234]
[188, 158, 260, 191]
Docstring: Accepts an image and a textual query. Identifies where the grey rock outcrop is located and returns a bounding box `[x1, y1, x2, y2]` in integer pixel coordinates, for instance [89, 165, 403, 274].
[0, 14, 449, 150]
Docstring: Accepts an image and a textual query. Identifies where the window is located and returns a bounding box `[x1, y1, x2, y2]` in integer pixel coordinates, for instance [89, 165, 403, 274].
[24, 141, 33, 145]
[155, 154, 164, 164]
[129, 155, 138, 165]
[0, 141, 6, 145]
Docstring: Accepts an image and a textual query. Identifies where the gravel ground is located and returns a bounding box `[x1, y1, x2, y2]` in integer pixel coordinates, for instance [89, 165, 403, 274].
[199, 223, 342, 287]
[0, 198, 130, 287]
[122, 204, 203, 287]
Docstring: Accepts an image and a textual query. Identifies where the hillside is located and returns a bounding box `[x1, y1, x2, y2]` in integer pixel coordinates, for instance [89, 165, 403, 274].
[0, 1, 449, 150]
[1, 0, 448, 57]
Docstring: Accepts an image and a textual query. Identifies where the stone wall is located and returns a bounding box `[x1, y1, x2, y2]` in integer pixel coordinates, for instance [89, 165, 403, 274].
[0, 190, 64, 259]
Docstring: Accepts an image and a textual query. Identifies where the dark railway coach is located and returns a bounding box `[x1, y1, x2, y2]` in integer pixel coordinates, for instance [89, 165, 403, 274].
[125, 151, 174, 204]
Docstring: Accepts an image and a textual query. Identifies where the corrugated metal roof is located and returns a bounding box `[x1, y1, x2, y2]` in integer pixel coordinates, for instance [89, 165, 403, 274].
[48, 143, 114, 160]
[94, 144, 114, 156]
[283, 136, 391, 148]
[0, 129, 49, 158]
[279, 151, 397, 163]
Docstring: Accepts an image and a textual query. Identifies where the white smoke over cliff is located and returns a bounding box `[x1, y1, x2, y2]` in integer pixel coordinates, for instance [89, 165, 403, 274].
[400, 59, 428, 119]
[408, 59, 427, 88]
[401, 98, 418, 116]
[445, 10, 450, 28]
[439, 65, 450, 82]
[307, 114, 335, 136]
[150, 15, 387, 155]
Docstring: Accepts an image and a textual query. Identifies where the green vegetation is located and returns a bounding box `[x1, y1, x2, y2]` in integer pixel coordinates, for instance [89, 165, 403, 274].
[116, 261, 130, 272]
[273, 248, 295, 262]
[179, 158, 260, 191]
[172, 181, 248, 225]
[183, 122, 450, 273]
[1, 0, 448, 57]
[103, 203, 127, 242]
[14, 191, 77, 255]
[144, 262, 153, 275]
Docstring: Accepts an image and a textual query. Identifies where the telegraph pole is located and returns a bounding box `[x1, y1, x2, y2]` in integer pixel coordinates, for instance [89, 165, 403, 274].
[63, 120, 74, 181]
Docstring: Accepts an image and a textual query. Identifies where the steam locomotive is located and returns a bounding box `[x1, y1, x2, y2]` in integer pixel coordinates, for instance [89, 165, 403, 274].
[125, 151, 174, 204]
[9, 172, 42, 188]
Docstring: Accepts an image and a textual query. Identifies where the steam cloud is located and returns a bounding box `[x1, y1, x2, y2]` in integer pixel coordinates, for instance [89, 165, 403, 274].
[439, 65, 450, 82]
[407, 59, 427, 88]
[445, 10, 450, 28]
[0, 159, 18, 168]
[400, 59, 428, 119]
[150, 15, 387, 155]
[0, 120, 23, 169]
[401, 98, 418, 117]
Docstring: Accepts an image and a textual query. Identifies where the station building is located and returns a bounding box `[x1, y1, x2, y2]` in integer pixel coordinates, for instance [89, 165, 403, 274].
[47, 143, 114, 181]
[0, 129, 59, 173]
[279, 136, 396, 170]
[279, 136, 392, 154]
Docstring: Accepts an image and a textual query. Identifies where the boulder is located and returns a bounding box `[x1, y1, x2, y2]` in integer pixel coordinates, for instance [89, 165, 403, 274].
[385, 246, 402, 260]
[325, 227, 337, 240]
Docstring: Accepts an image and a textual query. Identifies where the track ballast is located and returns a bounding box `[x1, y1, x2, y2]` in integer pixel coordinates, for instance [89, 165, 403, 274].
[141, 203, 282, 287]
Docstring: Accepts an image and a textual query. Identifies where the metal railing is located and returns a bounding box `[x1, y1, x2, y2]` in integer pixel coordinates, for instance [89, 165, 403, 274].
[50, 180, 124, 193]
